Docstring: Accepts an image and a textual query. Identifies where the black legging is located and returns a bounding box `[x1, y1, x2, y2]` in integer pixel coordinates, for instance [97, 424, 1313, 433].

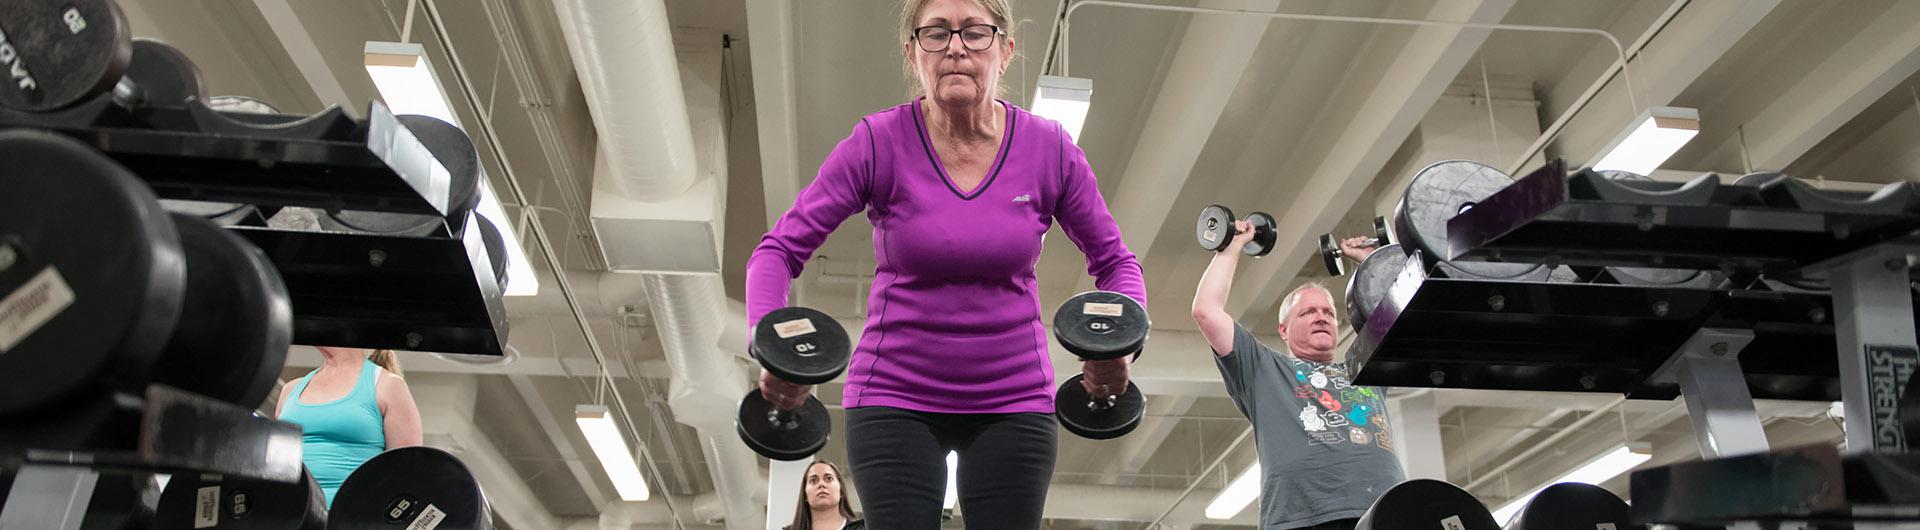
[845, 406, 1056, 529]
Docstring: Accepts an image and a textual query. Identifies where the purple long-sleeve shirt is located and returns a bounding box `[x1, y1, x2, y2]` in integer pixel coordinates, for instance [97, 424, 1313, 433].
[746, 98, 1148, 414]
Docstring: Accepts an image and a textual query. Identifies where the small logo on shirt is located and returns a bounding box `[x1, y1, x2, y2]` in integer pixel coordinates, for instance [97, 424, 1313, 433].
[1011, 194, 1032, 203]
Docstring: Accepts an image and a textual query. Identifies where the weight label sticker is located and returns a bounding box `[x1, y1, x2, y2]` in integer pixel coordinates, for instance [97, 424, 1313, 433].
[1202, 230, 1218, 243]
[194, 486, 219, 528]
[0, 266, 76, 355]
[1597, 524, 1617, 530]
[1082, 302, 1124, 317]
[1866, 344, 1918, 451]
[1440, 515, 1465, 530]
[773, 318, 817, 339]
[407, 504, 446, 530]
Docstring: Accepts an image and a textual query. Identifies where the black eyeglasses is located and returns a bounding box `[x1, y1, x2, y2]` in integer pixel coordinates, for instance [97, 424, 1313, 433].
[911, 24, 1003, 53]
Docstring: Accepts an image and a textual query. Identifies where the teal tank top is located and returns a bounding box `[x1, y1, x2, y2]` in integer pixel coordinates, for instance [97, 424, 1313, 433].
[280, 359, 386, 507]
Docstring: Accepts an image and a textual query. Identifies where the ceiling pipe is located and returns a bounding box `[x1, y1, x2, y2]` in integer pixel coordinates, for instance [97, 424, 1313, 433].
[413, 1, 689, 525]
[551, 1, 762, 526]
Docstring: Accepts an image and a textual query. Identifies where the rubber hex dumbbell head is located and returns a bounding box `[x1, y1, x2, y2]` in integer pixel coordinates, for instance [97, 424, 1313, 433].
[736, 389, 832, 461]
[752, 306, 852, 385]
[1054, 373, 1145, 440]
[1196, 204, 1236, 252]
[1052, 291, 1148, 361]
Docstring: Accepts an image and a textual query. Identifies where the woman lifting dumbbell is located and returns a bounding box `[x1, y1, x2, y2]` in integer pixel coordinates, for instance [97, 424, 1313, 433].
[743, 0, 1147, 527]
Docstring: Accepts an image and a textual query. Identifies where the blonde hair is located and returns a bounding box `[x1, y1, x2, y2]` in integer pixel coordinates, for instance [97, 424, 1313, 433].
[898, 0, 1017, 100]
[369, 349, 403, 377]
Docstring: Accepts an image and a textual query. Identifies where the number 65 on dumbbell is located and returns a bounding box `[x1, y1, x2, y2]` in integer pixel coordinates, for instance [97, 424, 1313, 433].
[1195, 205, 1277, 257]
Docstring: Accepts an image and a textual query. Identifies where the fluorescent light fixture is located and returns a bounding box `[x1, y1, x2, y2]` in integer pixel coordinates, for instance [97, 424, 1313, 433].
[1205, 463, 1262, 519]
[365, 42, 458, 126]
[943, 451, 959, 509]
[1490, 443, 1652, 525]
[1589, 106, 1700, 176]
[365, 41, 539, 296]
[575, 405, 651, 501]
[1033, 75, 1093, 144]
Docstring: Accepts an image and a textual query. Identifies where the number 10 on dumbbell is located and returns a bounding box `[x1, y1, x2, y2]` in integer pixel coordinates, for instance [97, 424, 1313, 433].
[736, 307, 852, 461]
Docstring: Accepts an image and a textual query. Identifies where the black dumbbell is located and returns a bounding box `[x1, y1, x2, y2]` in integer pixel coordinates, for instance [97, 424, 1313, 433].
[737, 306, 851, 461]
[1356, 479, 1499, 530]
[330, 447, 492, 530]
[1502, 482, 1639, 530]
[317, 114, 485, 238]
[1317, 216, 1392, 276]
[158, 97, 286, 227]
[1195, 205, 1278, 257]
[0, 130, 293, 421]
[1050, 291, 1149, 439]
[0, 0, 209, 113]
[156, 466, 327, 530]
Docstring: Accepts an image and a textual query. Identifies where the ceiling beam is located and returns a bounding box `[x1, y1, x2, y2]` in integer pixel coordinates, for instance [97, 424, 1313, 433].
[1070, 0, 1283, 294]
[507, 374, 610, 509]
[1226, 0, 1519, 323]
[1099, 394, 1199, 485]
[1545, 0, 1783, 166]
[1738, 0, 1920, 171]
[745, 0, 802, 230]
[250, 0, 355, 111]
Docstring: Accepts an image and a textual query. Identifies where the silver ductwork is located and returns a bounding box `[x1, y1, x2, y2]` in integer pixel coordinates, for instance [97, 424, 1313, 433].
[552, 1, 761, 527]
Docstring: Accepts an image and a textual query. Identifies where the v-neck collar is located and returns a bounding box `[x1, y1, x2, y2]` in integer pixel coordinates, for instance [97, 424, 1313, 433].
[912, 97, 1015, 200]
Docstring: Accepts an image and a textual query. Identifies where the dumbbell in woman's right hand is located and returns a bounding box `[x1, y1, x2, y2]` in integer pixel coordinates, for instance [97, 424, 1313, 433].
[758, 369, 813, 410]
[738, 306, 851, 461]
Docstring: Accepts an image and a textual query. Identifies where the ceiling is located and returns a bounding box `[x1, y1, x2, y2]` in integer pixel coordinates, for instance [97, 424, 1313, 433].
[123, 0, 1915, 527]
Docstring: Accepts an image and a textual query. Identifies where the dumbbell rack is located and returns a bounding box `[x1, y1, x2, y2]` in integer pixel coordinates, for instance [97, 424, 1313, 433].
[1348, 160, 1920, 527]
[1, 385, 304, 529]
[0, 100, 509, 355]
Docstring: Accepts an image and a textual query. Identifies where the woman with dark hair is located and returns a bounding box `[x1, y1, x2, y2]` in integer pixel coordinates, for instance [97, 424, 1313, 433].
[785, 460, 865, 530]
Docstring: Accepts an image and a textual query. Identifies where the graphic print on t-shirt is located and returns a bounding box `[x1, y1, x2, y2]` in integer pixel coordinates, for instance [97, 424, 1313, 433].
[1291, 360, 1389, 449]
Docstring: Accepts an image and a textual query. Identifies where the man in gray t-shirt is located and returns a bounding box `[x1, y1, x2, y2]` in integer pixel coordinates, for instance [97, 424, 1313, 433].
[1192, 221, 1404, 530]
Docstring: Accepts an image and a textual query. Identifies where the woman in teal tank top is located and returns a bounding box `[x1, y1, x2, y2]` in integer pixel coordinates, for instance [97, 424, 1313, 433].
[276, 347, 423, 506]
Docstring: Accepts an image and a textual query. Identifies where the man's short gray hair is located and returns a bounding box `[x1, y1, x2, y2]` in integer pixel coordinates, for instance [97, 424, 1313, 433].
[1277, 282, 1334, 326]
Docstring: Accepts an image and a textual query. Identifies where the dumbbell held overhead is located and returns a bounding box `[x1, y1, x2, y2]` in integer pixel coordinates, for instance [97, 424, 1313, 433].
[737, 306, 851, 461]
[1317, 216, 1392, 276]
[1195, 205, 1278, 257]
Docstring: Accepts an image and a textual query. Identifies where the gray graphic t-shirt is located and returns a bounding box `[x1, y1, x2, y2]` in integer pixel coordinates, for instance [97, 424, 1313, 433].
[1213, 324, 1404, 529]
